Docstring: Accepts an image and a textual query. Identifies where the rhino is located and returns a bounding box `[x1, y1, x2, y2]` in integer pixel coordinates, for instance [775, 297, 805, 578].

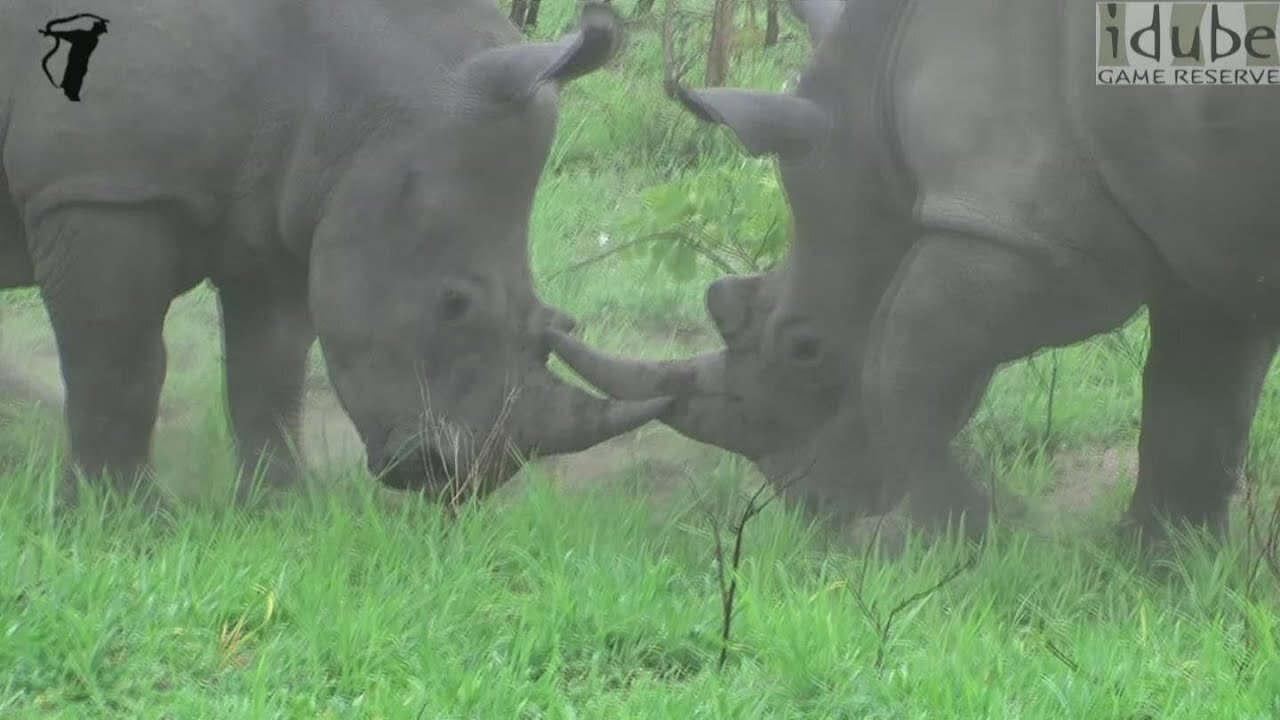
[0, 0, 670, 504]
[551, 0, 1280, 541]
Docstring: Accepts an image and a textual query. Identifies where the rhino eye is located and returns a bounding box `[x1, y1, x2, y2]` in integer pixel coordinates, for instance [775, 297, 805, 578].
[789, 336, 822, 365]
[779, 328, 825, 368]
[440, 288, 472, 323]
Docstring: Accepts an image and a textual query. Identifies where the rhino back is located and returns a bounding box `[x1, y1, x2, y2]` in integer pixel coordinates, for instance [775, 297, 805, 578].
[887, 1, 1148, 272]
[884, 0, 1280, 319]
[2, 0, 522, 255]
[3, 1, 303, 222]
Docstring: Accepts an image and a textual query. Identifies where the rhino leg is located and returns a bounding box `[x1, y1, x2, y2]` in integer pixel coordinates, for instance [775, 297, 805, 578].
[1126, 281, 1278, 540]
[860, 233, 1142, 540]
[214, 266, 315, 504]
[29, 205, 182, 507]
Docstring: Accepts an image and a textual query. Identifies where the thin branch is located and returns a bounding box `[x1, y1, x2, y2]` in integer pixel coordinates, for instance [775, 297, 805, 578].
[1044, 350, 1059, 449]
[848, 525, 979, 671]
[542, 234, 662, 283]
[709, 457, 812, 670]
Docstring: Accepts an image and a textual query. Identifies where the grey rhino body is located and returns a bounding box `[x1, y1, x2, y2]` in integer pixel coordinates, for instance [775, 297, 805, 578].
[553, 0, 1280, 540]
[0, 0, 668, 502]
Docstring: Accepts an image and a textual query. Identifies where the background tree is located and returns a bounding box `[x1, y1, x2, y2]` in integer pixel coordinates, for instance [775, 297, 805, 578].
[509, 0, 542, 31]
[705, 0, 737, 86]
[765, 0, 780, 46]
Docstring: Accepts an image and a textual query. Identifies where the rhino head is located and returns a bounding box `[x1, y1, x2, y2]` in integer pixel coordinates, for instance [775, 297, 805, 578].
[549, 3, 920, 521]
[310, 4, 670, 499]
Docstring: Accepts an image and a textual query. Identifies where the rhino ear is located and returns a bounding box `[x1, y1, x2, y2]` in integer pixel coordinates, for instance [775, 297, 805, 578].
[673, 85, 829, 160]
[456, 2, 623, 105]
[788, 0, 844, 47]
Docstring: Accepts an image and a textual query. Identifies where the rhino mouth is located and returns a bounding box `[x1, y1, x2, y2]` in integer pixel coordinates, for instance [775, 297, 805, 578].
[367, 416, 506, 497]
[363, 368, 675, 499]
[372, 445, 455, 493]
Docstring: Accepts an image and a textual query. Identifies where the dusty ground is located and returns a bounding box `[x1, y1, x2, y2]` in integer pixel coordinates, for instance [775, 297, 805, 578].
[0, 297, 1135, 529]
[0, 298, 721, 499]
[1046, 446, 1135, 515]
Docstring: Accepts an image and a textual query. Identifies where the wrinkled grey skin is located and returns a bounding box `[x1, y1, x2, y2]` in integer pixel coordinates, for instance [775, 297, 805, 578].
[0, 1, 669, 504]
[553, 0, 1280, 542]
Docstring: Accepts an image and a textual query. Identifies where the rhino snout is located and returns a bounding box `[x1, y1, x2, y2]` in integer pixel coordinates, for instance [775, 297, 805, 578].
[368, 444, 456, 493]
[365, 422, 494, 495]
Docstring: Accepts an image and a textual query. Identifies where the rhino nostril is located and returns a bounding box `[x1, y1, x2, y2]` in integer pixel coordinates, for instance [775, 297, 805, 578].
[540, 306, 578, 335]
[556, 314, 578, 334]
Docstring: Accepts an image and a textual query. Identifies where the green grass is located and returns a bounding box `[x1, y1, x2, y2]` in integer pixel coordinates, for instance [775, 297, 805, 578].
[3, 455, 1280, 718]
[4, 4, 1280, 717]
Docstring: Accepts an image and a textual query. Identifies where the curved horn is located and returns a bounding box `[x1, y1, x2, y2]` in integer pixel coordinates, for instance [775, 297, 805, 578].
[547, 329, 706, 400]
[454, 2, 624, 106]
[548, 330, 759, 454]
[509, 373, 673, 455]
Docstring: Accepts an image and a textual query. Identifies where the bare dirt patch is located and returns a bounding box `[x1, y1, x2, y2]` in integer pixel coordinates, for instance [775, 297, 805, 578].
[543, 426, 726, 499]
[0, 357, 59, 411]
[4, 302, 1142, 530]
[0, 298, 364, 473]
[297, 382, 363, 470]
[0, 301, 705, 496]
[1033, 445, 1136, 530]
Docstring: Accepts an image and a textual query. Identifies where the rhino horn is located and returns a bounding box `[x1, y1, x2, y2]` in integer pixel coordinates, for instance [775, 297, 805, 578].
[456, 2, 623, 105]
[672, 85, 830, 160]
[547, 328, 703, 400]
[547, 329, 744, 450]
[787, 0, 845, 47]
[511, 372, 673, 456]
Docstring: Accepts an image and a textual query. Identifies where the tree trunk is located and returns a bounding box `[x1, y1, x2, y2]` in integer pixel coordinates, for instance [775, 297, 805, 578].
[510, 0, 529, 29]
[706, 0, 737, 86]
[524, 0, 542, 28]
[662, 0, 679, 93]
[764, 0, 779, 47]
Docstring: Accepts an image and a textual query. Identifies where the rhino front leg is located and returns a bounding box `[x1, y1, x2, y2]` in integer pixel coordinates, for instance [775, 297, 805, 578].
[1126, 281, 1277, 539]
[29, 205, 182, 505]
[214, 266, 315, 504]
[859, 233, 1143, 539]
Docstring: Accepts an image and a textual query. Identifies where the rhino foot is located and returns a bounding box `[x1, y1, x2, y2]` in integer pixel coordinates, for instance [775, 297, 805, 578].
[829, 512, 914, 562]
[55, 462, 173, 521]
[231, 455, 304, 508]
[214, 266, 315, 510]
[1113, 509, 1230, 560]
